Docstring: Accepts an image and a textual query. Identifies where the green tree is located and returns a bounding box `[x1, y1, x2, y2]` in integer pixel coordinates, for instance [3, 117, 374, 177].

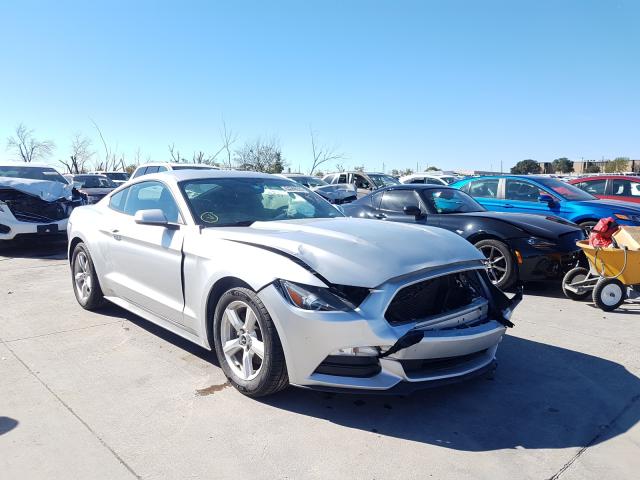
[390, 169, 400, 176]
[604, 157, 630, 173]
[552, 157, 573, 173]
[426, 166, 440, 171]
[511, 159, 540, 174]
[583, 162, 600, 174]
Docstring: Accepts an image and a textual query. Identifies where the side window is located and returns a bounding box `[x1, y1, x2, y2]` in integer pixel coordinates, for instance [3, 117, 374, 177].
[426, 178, 444, 185]
[505, 179, 543, 202]
[612, 179, 633, 197]
[109, 188, 129, 213]
[409, 178, 425, 184]
[379, 190, 421, 212]
[324, 174, 335, 183]
[576, 179, 606, 195]
[156, 166, 167, 172]
[468, 179, 499, 199]
[122, 181, 181, 223]
[337, 174, 347, 183]
[352, 174, 371, 189]
[145, 166, 159, 174]
[131, 167, 147, 179]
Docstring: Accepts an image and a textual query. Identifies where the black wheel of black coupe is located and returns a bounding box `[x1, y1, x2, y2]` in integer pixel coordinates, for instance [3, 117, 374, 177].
[474, 239, 517, 289]
[562, 267, 591, 301]
[213, 287, 289, 397]
[71, 242, 106, 310]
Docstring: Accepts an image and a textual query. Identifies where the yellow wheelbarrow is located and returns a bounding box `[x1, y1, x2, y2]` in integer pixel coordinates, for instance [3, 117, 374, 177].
[562, 240, 640, 311]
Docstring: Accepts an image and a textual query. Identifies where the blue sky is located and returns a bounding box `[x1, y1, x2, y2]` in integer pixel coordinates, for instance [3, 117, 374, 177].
[1, 0, 639, 173]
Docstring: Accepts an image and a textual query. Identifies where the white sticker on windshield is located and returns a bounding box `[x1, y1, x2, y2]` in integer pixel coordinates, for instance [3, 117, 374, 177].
[280, 185, 307, 193]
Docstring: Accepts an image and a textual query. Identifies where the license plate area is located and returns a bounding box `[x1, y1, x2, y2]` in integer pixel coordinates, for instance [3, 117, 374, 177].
[37, 224, 59, 234]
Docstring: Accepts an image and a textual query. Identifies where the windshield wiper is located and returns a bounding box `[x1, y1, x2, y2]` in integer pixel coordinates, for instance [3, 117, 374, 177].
[219, 220, 255, 227]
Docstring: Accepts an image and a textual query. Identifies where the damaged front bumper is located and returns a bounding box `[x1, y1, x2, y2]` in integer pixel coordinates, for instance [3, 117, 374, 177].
[258, 264, 521, 391]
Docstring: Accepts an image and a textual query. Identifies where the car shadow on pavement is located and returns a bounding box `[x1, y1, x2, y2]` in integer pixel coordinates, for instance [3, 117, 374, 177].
[260, 335, 640, 452]
[0, 238, 68, 260]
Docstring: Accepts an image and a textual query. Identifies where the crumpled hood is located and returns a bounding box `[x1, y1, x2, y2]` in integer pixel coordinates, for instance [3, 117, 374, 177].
[0, 176, 73, 201]
[77, 187, 114, 196]
[460, 211, 581, 237]
[210, 217, 485, 287]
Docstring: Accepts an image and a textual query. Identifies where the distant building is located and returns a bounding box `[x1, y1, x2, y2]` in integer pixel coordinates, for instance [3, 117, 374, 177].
[573, 159, 640, 174]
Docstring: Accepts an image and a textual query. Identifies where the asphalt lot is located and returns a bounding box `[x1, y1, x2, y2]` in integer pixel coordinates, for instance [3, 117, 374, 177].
[1, 240, 639, 480]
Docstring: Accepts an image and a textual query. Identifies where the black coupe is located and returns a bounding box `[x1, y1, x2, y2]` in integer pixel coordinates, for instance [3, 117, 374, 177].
[342, 184, 585, 288]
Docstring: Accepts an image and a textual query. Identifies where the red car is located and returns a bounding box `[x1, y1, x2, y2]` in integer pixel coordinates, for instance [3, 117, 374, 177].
[569, 175, 640, 204]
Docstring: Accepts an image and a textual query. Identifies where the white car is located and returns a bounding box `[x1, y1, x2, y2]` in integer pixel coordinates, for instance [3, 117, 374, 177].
[0, 162, 83, 240]
[67, 169, 520, 397]
[130, 162, 219, 181]
[400, 173, 459, 185]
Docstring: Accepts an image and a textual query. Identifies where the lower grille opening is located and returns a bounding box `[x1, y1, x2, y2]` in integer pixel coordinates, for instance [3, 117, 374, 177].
[314, 355, 381, 378]
[399, 349, 489, 378]
[385, 270, 487, 326]
[0, 224, 10, 234]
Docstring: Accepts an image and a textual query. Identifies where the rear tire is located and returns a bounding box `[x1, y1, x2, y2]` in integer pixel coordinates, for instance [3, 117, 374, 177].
[71, 242, 106, 310]
[474, 239, 517, 289]
[562, 267, 591, 301]
[578, 221, 597, 233]
[592, 278, 626, 312]
[213, 287, 288, 397]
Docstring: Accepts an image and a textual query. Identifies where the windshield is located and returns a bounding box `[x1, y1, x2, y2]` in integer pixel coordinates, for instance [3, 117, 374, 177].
[290, 176, 327, 187]
[180, 177, 344, 226]
[423, 188, 486, 214]
[105, 172, 129, 181]
[74, 175, 115, 188]
[536, 177, 596, 201]
[368, 174, 401, 188]
[0, 165, 67, 184]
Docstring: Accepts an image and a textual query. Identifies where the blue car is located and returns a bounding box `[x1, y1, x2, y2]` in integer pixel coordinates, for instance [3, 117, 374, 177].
[451, 175, 640, 230]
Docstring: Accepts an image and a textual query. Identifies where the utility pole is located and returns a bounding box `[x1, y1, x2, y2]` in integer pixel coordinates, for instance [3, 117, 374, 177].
[500, 160, 503, 174]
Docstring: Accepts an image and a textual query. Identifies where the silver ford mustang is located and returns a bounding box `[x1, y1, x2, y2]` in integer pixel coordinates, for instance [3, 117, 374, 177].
[67, 170, 521, 397]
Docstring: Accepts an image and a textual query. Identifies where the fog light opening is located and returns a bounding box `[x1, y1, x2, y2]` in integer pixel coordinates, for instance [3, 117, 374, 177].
[331, 346, 380, 357]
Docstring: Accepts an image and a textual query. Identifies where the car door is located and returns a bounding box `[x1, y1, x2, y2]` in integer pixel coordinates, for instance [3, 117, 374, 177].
[463, 178, 503, 211]
[350, 173, 373, 197]
[610, 179, 640, 203]
[503, 178, 565, 216]
[105, 180, 187, 327]
[374, 189, 435, 226]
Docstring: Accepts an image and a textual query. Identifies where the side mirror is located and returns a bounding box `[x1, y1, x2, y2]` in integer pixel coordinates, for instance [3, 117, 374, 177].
[538, 194, 555, 204]
[403, 205, 423, 217]
[134, 209, 174, 228]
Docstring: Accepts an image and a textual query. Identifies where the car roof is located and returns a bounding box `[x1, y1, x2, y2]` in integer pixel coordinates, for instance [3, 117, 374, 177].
[140, 169, 279, 183]
[570, 175, 640, 182]
[134, 162, 219, 170]
[0, 161, 61, 169]
[325, 171, 386, 175]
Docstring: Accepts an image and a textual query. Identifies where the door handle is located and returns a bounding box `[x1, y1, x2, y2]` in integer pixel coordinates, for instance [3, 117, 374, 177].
[374, 213, 387, 219]
[111, 229, 122, 240]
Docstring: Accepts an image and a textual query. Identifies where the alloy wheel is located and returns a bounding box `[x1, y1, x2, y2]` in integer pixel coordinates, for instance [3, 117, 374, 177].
[220, 300, 265, 381]
[479, 245, 508, 284]
[74, 251, 92, 302]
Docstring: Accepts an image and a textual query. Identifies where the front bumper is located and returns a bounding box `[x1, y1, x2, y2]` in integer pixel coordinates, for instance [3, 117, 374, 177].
[0, 213, 68, 241]
[509, 236, 584, 282]
[258, 273, 507, 391]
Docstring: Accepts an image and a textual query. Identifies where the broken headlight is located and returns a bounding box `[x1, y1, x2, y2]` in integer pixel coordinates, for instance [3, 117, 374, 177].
[276, 280, 359, 311]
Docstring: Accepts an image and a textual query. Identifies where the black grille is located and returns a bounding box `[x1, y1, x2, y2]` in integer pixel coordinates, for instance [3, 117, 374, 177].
[314, 355, 381, 378]
[399, 349, 488, 378]
[385, 271, 485, 325]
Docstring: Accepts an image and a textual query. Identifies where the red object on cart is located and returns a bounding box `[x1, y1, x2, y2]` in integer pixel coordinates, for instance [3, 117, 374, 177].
[588, 217, 620, 248]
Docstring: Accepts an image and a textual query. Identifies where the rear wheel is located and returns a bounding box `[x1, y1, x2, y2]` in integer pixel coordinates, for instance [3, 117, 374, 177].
[578, 221, 597, 233]
[474, 239, 516, 289]
[562, 267, 591, 300]
[213, 287, 288, 397]
[592, 278, 626, 312]
[71, 242, 106, 310]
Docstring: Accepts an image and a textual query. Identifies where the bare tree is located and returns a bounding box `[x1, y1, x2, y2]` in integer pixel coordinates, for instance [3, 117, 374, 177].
[168, 143, 182, 162]
[59, 133, 94, 173]
[220, 119, 237, 169]
[308, 127, 343, 175]
[6, 123, 55, 162]
[335, 163, 345, 172]
[234, 137, 286, 173]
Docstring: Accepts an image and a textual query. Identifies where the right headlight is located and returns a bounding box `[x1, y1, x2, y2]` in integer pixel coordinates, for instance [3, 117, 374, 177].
[276, 279, 361, 312]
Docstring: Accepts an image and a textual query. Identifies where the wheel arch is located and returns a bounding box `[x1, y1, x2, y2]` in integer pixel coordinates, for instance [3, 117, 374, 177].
[68, 236, 85, 264]
[467, 231, 504, 245]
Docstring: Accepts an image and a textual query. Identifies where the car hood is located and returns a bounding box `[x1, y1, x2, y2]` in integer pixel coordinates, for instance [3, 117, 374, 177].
[0, 176, 73, 201]
[209, 217, 485, 287]
[458, 211, 581, 237]
[572, 199, 640, 212]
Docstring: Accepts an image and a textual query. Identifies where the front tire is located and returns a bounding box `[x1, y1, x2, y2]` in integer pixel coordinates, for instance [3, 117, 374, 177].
[71, 242, 106, 310]
[213, 287, 288, 397]
[474, 239, 517, 289]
